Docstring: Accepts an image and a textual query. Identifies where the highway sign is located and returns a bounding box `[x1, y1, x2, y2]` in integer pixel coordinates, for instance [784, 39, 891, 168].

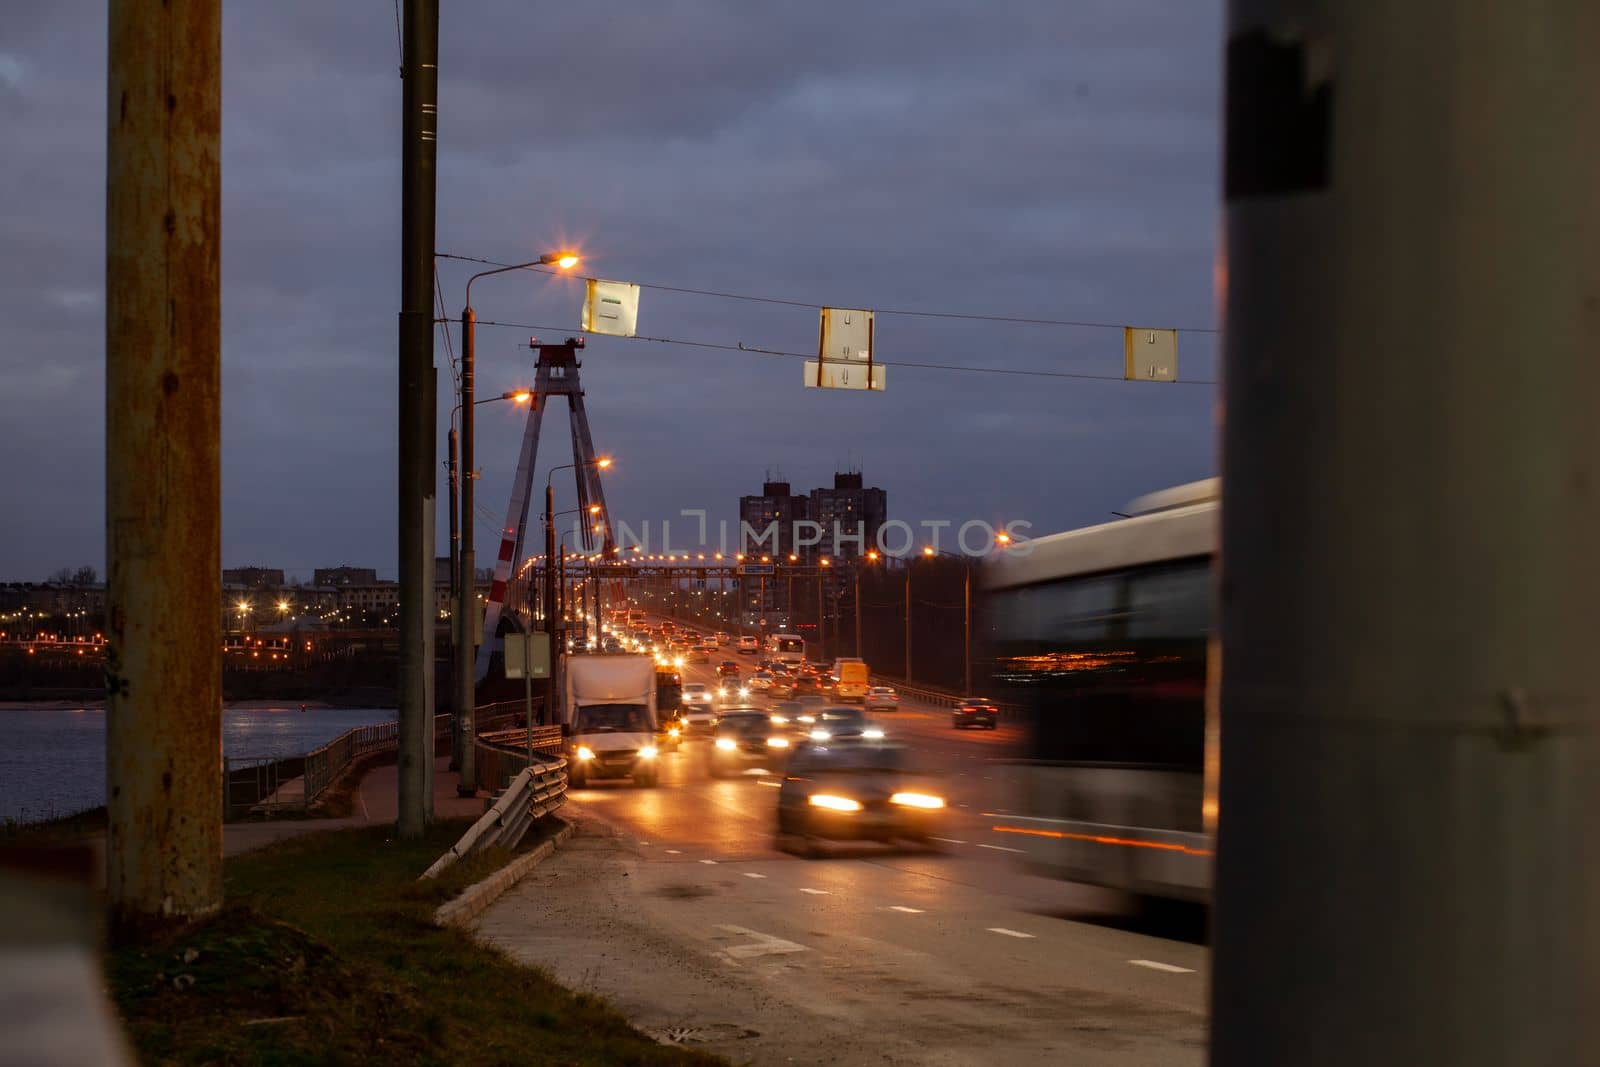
[504, 631, 550, 680]
[582, 278, 640, 338]
[738, 564, 775, 576]
[1124, 327, 1178, 381]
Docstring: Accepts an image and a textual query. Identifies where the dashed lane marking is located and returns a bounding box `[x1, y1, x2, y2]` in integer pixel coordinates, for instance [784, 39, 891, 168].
[930, 837, 967, 845]
[1129, 959, 1195, 974]
[743, 872, 767, 879]
[988, 927, 1035, 939]
[888, 906, 925, 914]
[798, 888, 829, 895]
[756, 780, 782, 788]
[975, 843, 1024, 854]
[665, 849, 682, 855]
[699, 859, 718, 865]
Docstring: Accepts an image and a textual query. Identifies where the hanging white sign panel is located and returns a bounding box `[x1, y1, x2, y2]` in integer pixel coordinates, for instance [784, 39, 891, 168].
[582, 279, 641, 338]
[818, 307, 874, 362]
[804, 360, 886, 391]
[1124, 327, 1178, 381]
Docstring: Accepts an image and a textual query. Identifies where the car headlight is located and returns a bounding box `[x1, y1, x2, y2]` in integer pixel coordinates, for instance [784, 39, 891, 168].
[798, 715, 815, 724]
[717, 688, 728, 699]
[809, 729, 831, 742]
[576, 746, 595, 761]
[738, 687, 750, 698]
[863, 728, 885, 740]
[809, 793, 861, 812]
[769, 715, 788, 725]
[715, 737, 737, 751]
[668, 726, 680, 737]
[890, 792, 945, 809]
[674, 657, 684, 667]
[640, 745, 659, 759]
[766, 736, 790, 748]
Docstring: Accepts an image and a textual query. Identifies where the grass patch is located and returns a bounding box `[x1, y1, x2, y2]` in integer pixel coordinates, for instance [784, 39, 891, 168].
[109, 820, 725, 1066]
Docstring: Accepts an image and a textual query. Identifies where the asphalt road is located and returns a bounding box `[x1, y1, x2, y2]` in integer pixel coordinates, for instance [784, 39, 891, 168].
[476, 626, 1208, 1065]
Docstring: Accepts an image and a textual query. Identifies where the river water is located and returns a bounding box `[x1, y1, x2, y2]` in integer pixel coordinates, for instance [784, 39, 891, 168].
[0, 705, 396, 824]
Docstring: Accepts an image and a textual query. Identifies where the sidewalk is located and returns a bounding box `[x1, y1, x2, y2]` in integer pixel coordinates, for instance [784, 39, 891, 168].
[223, 755, 486, 856]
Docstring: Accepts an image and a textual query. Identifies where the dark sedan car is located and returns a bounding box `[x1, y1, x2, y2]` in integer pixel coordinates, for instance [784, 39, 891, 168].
[717, 660, 742, 679]
[804, 706, 885, 743]
[775, 741, 947, 854]
[953, 697, 999, 730]
[707, 709, 792, 778]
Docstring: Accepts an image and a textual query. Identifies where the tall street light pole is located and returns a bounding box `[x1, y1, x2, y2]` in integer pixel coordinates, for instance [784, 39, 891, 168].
[544, 458, 610, 722]
[446, 388, 528, 769]
[395, 0, 440, 838]
[456, 252, 577, 793]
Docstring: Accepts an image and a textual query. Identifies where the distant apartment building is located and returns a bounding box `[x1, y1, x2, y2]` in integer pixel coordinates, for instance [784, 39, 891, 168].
[738, 480, 811, 559]
[807, 472, 887, 563]
[222, 566, 285, 587]
[737, 470, 887, 622]
[314, 566, 378, 586]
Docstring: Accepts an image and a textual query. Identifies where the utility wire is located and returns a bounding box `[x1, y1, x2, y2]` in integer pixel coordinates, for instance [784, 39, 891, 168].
[392, 0, 403, 76]
[456, 317, 1218, 386]
[435, 251, 1219, 334]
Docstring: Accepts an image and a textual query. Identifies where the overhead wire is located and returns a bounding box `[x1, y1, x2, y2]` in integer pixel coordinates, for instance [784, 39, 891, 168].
[434, 251, 1219, 334]
[453, 317, 1217, 385]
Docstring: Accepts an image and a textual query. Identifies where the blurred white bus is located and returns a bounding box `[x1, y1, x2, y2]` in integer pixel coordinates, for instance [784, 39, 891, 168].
[766, 631, 807, 664]
[982, 479, 1218, 903]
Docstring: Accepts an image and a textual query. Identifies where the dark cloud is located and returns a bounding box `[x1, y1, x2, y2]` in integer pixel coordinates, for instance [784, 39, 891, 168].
[0, 1, 1221, 578]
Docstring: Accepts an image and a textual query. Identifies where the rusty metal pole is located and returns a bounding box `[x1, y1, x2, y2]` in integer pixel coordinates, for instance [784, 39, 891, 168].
[105, 0, 223, 936]
[396, 0, 439, 836]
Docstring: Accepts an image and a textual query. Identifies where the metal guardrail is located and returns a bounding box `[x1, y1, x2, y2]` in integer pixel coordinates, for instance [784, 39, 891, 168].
[869, 674, 1022, 721]
[422, 734, 568, 878]
[224, 712, 456, 819]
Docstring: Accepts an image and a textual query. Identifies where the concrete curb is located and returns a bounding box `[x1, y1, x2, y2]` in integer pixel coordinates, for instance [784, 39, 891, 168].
[433, 819, 575, 930]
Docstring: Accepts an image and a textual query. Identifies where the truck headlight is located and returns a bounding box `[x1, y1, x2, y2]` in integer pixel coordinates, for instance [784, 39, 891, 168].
[715, 737, 737, 751]
[640, 745, 658, 759]
[576, 746, 595, 761]
[766, 736, 789, 748]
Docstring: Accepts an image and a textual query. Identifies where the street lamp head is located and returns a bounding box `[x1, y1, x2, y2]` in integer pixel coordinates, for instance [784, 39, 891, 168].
[510, 390, 532, 404]
[539, 251, 580, 270]
[922, 546, 936, 558]
[588, 504, 601, 514]
[867, 550, 880, 561]
[820, 557, 831, 567]
[596, 457, 613, 469]
[995, 531, 1012, 545]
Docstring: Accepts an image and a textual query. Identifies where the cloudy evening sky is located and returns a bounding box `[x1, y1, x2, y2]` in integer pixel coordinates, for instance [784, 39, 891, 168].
[0, 2, 1221, 580]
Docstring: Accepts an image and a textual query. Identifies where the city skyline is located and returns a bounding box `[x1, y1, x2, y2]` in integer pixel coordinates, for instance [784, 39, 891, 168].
[0, 3, 1219, 579]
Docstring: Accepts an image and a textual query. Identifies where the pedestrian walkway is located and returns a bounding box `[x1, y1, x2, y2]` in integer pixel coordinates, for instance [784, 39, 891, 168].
[224, 754, 485, 856]
[72, 756, 490, 875]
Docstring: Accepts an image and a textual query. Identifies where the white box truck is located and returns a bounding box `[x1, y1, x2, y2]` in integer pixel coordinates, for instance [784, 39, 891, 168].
[563, 653, 660, 788]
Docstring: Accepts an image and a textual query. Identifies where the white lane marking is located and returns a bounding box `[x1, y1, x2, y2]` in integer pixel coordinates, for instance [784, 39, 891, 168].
[988, 927, 1035, 939]
[715, 924, 808, 959]
[699, 859, 718, 865]
[1129, 959, 1196, 974]
[798, 888, 829, 895]
[665, 849, 682, 855]
[757, 780, 782, 788]
[888, 906, 925, 914]
[976, 843, 1024, 854]
[743, 872, 767, 879]
[930, 837, 967, 845]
